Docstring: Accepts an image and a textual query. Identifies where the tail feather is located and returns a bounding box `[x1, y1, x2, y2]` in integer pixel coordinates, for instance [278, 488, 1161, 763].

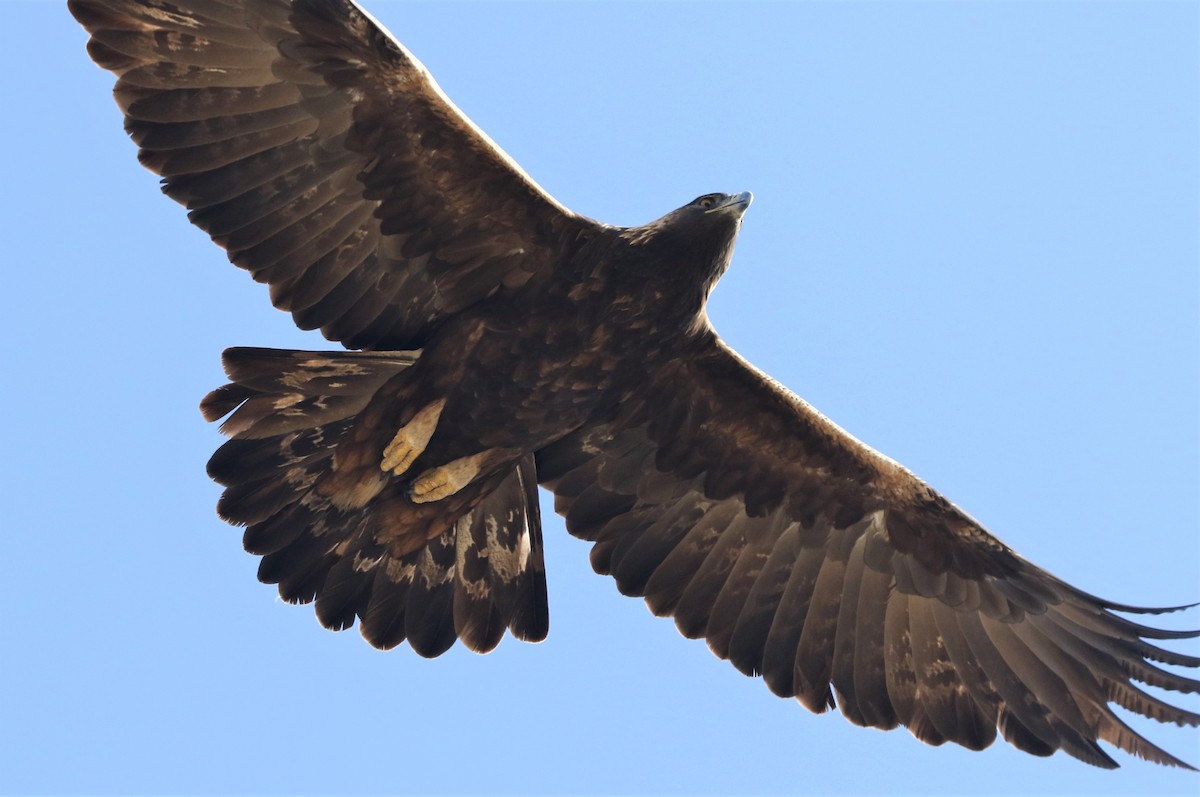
[217, 473, 303, 527]
[315, 545, 378, 632]
[202, 346, 549, 655]
[405, 534, 460, 658]
[216, 346, 418, 395]
[207, 422, 348, 488]
[243, 502, 307, 556]
[199, 383, 255, 423]
[480, 455, 549, 643]
[361, 562, 413, 650]
[454, 455, 549, 652]
[201, 346, 417, 438]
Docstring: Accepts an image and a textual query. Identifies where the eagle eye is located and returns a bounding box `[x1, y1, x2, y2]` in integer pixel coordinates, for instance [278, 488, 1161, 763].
[696, 194, 720, 209]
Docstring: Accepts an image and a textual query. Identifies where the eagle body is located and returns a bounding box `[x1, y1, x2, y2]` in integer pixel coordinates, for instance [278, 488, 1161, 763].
[70, 0, 1198, 771]
[310, 195, 747, 551]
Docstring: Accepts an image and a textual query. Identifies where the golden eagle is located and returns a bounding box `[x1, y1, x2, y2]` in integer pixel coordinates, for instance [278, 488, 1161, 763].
[69, 0, 1197, 769]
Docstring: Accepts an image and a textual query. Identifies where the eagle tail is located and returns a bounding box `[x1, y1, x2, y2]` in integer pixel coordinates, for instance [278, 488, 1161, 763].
[201, 347, 549, 656]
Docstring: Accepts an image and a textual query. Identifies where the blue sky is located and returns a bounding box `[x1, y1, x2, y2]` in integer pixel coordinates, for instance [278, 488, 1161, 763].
[3, 0, 1197, 794]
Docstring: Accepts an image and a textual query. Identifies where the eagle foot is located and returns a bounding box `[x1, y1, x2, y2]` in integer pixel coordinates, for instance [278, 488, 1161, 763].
[380, 399, 446, 476]
[409, 453, 484, 504]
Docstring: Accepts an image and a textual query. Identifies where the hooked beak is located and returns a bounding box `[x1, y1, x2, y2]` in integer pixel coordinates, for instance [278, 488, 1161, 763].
[705, 191, 754, 215]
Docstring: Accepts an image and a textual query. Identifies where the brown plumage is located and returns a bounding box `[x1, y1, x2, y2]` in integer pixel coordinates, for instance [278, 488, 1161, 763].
[70, 0, 1198, 769]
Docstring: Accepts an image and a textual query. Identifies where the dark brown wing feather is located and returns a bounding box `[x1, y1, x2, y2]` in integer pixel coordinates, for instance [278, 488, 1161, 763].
[536, 337, 1199, 769]
[69, 0, 594, 350]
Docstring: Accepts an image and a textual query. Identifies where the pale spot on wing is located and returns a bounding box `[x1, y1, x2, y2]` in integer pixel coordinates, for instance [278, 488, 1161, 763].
[272, 393, 304, 410]
[384, 556, 415, 583]
[455, 512, 490, 601]
[141, 5, 200, 29]
[484, 513, 532, 581]
[283, 466, 318, 492]
[416, 544, 454, 588]
[352, 551, 384, 573]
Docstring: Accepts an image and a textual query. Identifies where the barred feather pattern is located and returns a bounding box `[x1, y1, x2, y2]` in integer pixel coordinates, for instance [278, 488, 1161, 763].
[202, 347, 548, 656]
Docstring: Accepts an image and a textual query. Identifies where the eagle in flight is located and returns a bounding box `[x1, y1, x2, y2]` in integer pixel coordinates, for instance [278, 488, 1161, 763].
[69, 0, 1197, 769]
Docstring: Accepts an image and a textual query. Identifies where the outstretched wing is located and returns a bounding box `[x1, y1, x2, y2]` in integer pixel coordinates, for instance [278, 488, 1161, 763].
[69, 0, 594, 349]
[536, 337, 1199, 769]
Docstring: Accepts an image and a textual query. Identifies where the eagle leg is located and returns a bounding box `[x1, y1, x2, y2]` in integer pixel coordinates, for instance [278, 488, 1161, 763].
[380, 399, 446, 477]
[409, 448, 521, 504]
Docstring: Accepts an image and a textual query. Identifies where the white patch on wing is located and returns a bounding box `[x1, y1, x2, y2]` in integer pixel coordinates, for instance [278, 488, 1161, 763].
[455, 513, 490, 601]
[141, 5, 200, 29]
[352, 552, 384, 573]
[416, 545, 454, 588]
[283, 466, 318, 491]
[484, 514, 531, 582]
[384, 556, 415, 583]
[272, 393, 304, 410]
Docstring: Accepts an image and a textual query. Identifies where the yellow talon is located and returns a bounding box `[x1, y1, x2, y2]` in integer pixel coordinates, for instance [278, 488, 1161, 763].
[379, 399, 445, 477]
[409, 454, 483, 504]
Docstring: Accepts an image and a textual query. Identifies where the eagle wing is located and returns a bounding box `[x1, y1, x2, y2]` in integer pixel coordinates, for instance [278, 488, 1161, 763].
[69, 0, 592, 349]
[536, 336, 1199, 769]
